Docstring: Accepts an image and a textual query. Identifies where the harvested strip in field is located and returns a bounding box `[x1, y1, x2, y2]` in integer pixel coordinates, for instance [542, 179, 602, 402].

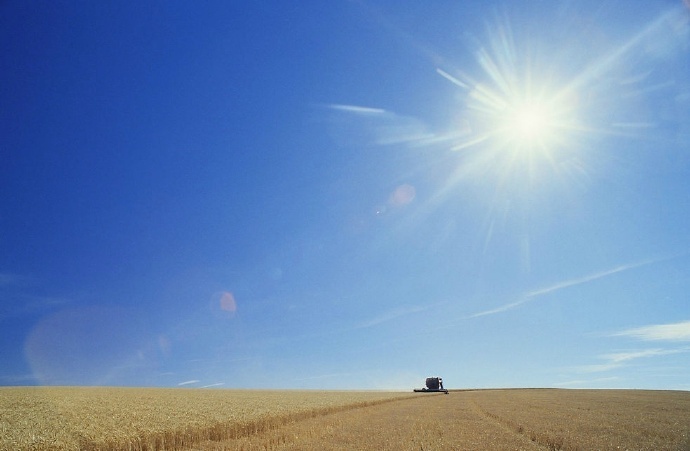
[197, 389, 690, 450]
[0, 387, 412, 450]
[196, 393, 543, 450]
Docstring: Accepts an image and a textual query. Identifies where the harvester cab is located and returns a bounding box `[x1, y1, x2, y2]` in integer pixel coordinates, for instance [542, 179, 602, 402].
[414, 376, 449, 394]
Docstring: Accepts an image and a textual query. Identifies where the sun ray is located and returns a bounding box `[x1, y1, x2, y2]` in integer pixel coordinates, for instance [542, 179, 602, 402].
[436, 14, 592, 184]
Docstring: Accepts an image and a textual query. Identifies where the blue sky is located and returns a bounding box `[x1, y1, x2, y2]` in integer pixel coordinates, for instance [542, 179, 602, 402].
[2, 0, 690, 390]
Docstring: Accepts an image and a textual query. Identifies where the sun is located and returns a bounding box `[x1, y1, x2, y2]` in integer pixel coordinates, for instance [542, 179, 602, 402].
[443, 64, 578, 156]
[509, 102, 550, 139]
[500, 99, 560, 149]
[462, 73, 578, 155]
[438, 24, 580, 157]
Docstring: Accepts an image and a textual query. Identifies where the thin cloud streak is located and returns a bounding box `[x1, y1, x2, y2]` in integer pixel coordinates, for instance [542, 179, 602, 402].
[177, 380, 200, 386]
[525, 261, 656, 298]
[467, 299, 526, 319]
[436, 68, 469, 89]
[612, 320, 690, 342]
[575, 348, 690, 373]
[468, 258, 668, 318]
[327, 103, 386, 115]
[324, 102, 438, 148]
[603, 348, 689, 363]
[356, 305, 428, 329]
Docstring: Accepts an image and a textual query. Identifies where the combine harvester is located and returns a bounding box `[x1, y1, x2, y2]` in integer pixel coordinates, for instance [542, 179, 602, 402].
[414, 376, 448, 394]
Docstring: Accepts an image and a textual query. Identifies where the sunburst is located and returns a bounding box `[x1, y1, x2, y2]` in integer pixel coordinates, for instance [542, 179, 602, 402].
[502, 100, 557, 144]
[437, 22, 583, 166]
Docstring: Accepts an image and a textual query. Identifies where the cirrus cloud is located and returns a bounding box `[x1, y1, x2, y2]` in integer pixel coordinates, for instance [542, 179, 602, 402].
[612, 320, 690, 342]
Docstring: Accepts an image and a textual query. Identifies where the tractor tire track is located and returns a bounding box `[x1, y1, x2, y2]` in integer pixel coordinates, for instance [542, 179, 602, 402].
[469, 399, 556, 450]
[196, 393, 544, 450]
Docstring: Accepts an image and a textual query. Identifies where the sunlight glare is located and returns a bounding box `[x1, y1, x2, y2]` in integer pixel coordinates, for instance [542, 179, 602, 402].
[459, 77, 577, 157]
[444, 19, 582, 160]
[501, 99, 561, 148]
[512, 102, 549, 138]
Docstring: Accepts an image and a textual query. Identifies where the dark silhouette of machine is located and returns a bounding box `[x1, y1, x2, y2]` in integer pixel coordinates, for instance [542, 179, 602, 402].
[413, 376, 448, 394]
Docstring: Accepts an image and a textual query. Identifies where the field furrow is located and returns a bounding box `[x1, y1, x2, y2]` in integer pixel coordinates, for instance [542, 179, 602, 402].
[199, 393, 545, 450]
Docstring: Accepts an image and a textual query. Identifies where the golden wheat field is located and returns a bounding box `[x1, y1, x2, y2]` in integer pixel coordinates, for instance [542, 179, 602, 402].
[2, 387, 689, 450]
[203, 389, 690, 450]
[0, 387, 412, 450]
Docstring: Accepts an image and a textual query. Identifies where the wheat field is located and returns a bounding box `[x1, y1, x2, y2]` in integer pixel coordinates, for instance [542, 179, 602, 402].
[0, 387, 411, 450]
[203, 389, 690, 450]
[2, 387, 689, 450]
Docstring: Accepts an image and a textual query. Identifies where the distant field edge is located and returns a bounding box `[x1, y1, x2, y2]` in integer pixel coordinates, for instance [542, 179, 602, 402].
[448, 387, 690, 393]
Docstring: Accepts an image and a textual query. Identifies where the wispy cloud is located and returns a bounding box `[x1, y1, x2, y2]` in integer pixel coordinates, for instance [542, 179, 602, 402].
[467, 300, 525, 318]
[612, 320, 690, 342]
[567, 319, 690, 378]
[436, 68, 470, 89]
[327, 103, 386, 115]
[575, 347, 690, 373]
[324, 103, 437, 147]
[177, 380, 200, 386]
[200, 382, 225, 388]
[468, 258, 667, 318]
[525, 261, 653, 297]
[356, 305, 429, 329]
[602, 348, 689, 362]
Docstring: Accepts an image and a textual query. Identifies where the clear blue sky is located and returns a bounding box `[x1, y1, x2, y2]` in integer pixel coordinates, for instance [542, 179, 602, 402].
[2, 0, 689, 390]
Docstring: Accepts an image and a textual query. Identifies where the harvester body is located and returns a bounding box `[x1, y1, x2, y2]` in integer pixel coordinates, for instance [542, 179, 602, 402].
[413, 376, 448, 393]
